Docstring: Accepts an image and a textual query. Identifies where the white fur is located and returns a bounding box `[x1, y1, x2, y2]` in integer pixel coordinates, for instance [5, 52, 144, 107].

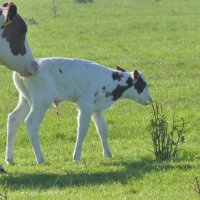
[6, 57, 153, 164]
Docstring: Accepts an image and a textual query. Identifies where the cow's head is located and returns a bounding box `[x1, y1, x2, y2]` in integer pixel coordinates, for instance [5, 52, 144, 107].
[114, 66, 153, 105]
[130, 70, 153, 105]
[0, 2, 38, 76]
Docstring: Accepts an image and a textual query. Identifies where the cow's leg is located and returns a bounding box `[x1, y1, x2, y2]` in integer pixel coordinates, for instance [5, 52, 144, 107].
[6, 95, 30, 164]
[92, 112, 112, 158]
[25, 102, 50, 164]
[73, 109, 92, 161]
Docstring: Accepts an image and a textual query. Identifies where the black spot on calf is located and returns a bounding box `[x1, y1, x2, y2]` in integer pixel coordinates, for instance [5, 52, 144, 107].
[126, 77, 133, 86]
[2, 5, 27, 56]
[102, 86, 106, 91]
[110, 77, 133, 101]
[102, 86, 111, 98]
[112, 72, 124, 81]
[134, 76, 146, 94]
[111, 85, 127, 100]
[59, 69, 63, 74]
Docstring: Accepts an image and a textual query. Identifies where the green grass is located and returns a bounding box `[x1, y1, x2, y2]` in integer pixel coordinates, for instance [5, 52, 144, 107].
[0, 0, 200, 199]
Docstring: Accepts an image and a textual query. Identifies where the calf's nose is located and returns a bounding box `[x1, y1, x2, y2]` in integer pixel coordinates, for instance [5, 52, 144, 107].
[149, 96, 153, 103]
[145, 96, 153, 105]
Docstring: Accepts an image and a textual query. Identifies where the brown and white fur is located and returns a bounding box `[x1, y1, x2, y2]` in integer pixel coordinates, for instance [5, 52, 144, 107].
[0, 2, 38, 76]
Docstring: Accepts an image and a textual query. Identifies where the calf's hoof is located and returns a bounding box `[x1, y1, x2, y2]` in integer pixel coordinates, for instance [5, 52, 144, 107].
[37, 160, 45, 164]
[6, 157, 14, 165]
[73, 152, 81, 161]
[0, 165, 7, 174]
[104, 150, 113, 158]
[36, 157, 45, 164]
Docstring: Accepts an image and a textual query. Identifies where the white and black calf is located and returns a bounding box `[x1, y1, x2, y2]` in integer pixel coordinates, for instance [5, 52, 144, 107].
[6, 58, 153, 164]
[0, 2, 38, 76]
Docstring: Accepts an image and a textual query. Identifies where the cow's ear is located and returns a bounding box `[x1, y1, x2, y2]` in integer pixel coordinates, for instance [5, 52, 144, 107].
[132, 70, 139, 80]
[116, 66, 126, 72]
[8, 3, 17, 21]
[2, 3, 8, 7]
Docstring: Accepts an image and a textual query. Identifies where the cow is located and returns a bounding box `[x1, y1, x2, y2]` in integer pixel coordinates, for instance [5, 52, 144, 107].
[0, 2, 38, 76]
[6, 58, 153, 164]
[0, 2, 153, 164]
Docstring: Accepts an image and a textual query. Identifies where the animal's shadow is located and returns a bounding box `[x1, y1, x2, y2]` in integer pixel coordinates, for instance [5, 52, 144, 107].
[0, 157, 195, 189]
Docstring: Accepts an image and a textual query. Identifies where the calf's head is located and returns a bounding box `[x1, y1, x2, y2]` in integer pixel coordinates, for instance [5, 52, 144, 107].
[110, 67, 153, 105]
[0, 2, 38, 76]
[113, 67, 153, 105]
[122, 70, 153, 105]
[129, 70, 153, 105]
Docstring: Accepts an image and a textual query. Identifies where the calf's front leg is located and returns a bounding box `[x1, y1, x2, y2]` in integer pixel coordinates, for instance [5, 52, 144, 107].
[92, 112, 112, 158]
[25, 103, 49, 164]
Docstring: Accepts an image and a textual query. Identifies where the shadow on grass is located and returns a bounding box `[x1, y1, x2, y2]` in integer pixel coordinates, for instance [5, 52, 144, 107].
[0, 157, 196, 189]
[75, 0, 94, 3]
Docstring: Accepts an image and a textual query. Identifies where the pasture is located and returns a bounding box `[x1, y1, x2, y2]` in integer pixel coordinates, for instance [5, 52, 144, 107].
[0, 0, 200, 199]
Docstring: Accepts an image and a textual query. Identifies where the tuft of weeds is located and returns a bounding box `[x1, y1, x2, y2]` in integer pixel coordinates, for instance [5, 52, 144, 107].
[52, 0, 58, 18]
[25, 17, 38, 25]
[149, 102, 186, 161]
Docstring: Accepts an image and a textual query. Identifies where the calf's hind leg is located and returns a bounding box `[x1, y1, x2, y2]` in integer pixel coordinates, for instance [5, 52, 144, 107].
[6, 95, 30, 164]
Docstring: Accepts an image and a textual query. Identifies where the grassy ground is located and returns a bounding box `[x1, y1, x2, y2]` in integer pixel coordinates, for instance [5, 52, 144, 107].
[0, 0, 200, 199]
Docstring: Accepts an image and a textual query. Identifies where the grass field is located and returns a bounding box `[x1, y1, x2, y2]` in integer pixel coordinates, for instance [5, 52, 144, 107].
[0, 0, 200, 199]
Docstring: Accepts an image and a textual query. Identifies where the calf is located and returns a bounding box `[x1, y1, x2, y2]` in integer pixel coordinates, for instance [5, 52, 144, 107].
[0, 2, 38, 76]
[7, 58, 153, 164]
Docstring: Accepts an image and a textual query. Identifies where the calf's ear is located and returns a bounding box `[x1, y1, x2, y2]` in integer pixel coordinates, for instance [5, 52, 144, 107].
[2, 3, 9, 7]
[132, 70, 139, 80]
[8, 3, 17, 21]
[116, 66, 126, 72]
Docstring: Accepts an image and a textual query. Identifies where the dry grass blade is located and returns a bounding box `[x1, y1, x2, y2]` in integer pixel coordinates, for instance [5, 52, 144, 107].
[194, 177, 200, 196]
